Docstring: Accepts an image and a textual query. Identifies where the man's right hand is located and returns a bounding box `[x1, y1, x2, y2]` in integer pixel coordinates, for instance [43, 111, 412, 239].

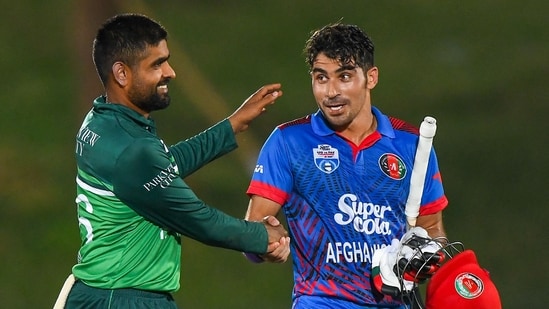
[262, 216, 290, 262]
[227, 83, 282, 134]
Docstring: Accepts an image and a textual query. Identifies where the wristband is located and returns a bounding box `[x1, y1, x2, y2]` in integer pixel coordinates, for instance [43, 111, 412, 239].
[243, 252, 265, 263]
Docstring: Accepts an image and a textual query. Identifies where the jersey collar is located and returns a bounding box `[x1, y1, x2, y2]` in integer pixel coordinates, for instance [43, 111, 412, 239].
[93, 96, 157, 133]
[311, 106, 395, 138]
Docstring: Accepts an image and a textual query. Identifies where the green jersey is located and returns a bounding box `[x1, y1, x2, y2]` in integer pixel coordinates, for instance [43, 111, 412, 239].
[72, 97, 268, 292]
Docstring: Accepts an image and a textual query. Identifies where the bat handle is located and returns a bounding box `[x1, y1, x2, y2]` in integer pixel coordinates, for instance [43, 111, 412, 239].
[420, 116, 437, 138]
[405, 116, 438, 228]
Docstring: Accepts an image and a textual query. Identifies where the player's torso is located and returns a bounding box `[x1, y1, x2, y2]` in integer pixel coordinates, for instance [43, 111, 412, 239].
[73, 104, 181, 291]
[278, 118, 417, 304]
[282, 123, 416, 250]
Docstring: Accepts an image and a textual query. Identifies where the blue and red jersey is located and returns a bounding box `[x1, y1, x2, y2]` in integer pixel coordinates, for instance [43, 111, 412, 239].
[247, 107, 448, 307]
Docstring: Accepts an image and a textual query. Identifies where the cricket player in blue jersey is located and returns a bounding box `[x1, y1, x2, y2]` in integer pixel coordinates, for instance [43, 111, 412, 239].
[244, 23, 448, 308]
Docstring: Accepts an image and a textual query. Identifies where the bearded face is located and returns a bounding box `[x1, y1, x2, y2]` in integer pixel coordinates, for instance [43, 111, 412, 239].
[128, 75, 171, 113]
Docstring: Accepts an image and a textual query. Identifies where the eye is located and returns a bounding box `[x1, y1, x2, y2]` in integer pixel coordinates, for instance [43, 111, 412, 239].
[340, 73, 352, 82]
[152, 58, 168, 69]
[315, 74, 328, 83]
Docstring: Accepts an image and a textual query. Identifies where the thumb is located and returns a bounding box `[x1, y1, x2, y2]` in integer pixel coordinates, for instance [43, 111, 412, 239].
[263, 215, 280, 226]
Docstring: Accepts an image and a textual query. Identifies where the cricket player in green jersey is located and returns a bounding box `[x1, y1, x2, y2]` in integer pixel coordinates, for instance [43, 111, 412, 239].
[57, 13, 290, 309]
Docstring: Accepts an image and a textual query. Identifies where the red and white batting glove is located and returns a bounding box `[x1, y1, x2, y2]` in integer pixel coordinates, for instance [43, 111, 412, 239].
[397, 227, 445, 284]
[372, 227, 445, 297]
[372, 238, 415, 297]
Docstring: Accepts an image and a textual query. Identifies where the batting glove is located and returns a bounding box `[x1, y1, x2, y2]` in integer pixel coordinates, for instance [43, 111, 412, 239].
[397, 227, 445, 284]
[372, 238, 415, 297]
[372, 227, 445, 297]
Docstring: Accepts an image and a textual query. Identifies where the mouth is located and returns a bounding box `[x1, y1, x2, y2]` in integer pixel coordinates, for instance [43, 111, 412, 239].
[157, 84, 169, 94]
[323, 98, 347, 114]
[327, 105, 343, 111]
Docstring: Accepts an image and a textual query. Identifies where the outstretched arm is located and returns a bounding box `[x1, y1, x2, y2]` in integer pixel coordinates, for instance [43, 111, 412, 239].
[170, 83, 283, 178]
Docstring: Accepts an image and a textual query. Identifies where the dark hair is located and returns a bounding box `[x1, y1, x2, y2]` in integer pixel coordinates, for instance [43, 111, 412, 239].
[92, 13, 168, 85]
[304, 22, 374, 72]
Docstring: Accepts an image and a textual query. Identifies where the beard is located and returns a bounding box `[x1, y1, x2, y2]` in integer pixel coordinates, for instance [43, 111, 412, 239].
[129, 81, 171, 113]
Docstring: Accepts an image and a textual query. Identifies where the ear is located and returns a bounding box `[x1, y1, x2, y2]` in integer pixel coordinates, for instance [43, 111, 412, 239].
[112, 62, 130, 87]
[366, 66, 379, 89]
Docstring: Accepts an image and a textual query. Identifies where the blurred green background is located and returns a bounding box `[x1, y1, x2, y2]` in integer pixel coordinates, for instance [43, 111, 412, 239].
[1, 0, 547, 308]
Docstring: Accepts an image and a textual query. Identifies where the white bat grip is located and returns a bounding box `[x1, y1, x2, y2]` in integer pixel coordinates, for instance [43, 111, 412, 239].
[405, 116, 437, 228]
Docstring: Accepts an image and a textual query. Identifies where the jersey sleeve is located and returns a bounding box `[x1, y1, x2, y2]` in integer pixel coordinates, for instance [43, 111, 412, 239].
[169, 119, 237, 178]
[247, 128, 293, 205]
[112, 137, 268, 254]
[419, 147, 448, 215]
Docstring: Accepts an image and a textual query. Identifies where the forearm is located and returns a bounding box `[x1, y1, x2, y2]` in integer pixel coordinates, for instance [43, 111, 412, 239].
[170, 119, 237, 178]
[163, 202, 268, 254]
[113, 139, 267, 254]
[416, 211, 446, 240]
[121, 185, 269, 254]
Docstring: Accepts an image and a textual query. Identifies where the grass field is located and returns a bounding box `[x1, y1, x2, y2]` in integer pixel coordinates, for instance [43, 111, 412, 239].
[0, 0, 547, 308]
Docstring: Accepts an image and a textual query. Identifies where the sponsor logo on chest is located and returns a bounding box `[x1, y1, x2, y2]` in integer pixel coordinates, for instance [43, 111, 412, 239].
[313, 144, 340, 174]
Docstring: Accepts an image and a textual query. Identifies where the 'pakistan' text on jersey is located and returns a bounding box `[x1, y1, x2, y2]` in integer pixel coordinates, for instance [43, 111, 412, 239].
[73, 97, 268, 292]
[247, 107, 448, 307]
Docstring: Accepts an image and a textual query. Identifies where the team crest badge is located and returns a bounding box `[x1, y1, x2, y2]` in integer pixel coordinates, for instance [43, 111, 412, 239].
[455, 272, 484, 299]
[378, 153, 406, 180]
[313, 144, 340, 174]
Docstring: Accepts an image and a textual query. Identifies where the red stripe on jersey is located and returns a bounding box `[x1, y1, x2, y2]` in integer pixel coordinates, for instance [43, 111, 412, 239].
[419, 195, 449, 216]
[389, 117, 419, 135]
[277, 115, 311, 130]
[337, 131, 382, 161]
[247, 181, 289, 205]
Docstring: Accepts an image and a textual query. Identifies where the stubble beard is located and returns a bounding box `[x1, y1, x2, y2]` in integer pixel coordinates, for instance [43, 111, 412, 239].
[130, 85, 171, 113]
[320, 97, 354, 130]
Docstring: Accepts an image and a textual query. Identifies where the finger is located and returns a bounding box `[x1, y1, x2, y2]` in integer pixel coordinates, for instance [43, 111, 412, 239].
[266, 241, 280, 253]
[259, 83, 282, 96]
[258, 90, 282, 107]
[380, 284, 401, 298]
[266, 247, 285, 262]
[266, 238, 290, 263]
[423, 251, 445, 264]
[249, 83, 281, 100]
[263, 215, 280, 226]
[266, 90, 281, 101]
[279, 236, 290, 248]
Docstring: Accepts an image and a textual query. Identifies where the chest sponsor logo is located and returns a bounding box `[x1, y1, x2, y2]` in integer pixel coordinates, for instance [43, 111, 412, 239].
[378, 153, 406, 180]
[326, 193, 393, 264]
[333, 193, 392, 235]
[313, 144, 340, 174]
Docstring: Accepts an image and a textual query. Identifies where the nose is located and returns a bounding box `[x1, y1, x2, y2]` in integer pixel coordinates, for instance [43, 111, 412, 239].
[163, 62, 176, 79]
[326, 80, 339, 98]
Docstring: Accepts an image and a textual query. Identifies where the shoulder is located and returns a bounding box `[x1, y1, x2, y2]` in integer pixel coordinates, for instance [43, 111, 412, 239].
[263, 114, 313, 143]
[387, 116, 419, 136]
[372, 106, 419, 140]
[120, 137, 167, 162]
[277, 114, 312, 131]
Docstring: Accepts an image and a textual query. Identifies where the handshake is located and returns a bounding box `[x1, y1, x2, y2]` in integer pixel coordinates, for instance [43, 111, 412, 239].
[244, 216, 291, 264]
[372, 227, 446, 297]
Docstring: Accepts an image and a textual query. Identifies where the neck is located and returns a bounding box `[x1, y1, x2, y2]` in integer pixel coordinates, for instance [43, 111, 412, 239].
[105, 92, 150, 118]
[337, 113, 377, 146]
